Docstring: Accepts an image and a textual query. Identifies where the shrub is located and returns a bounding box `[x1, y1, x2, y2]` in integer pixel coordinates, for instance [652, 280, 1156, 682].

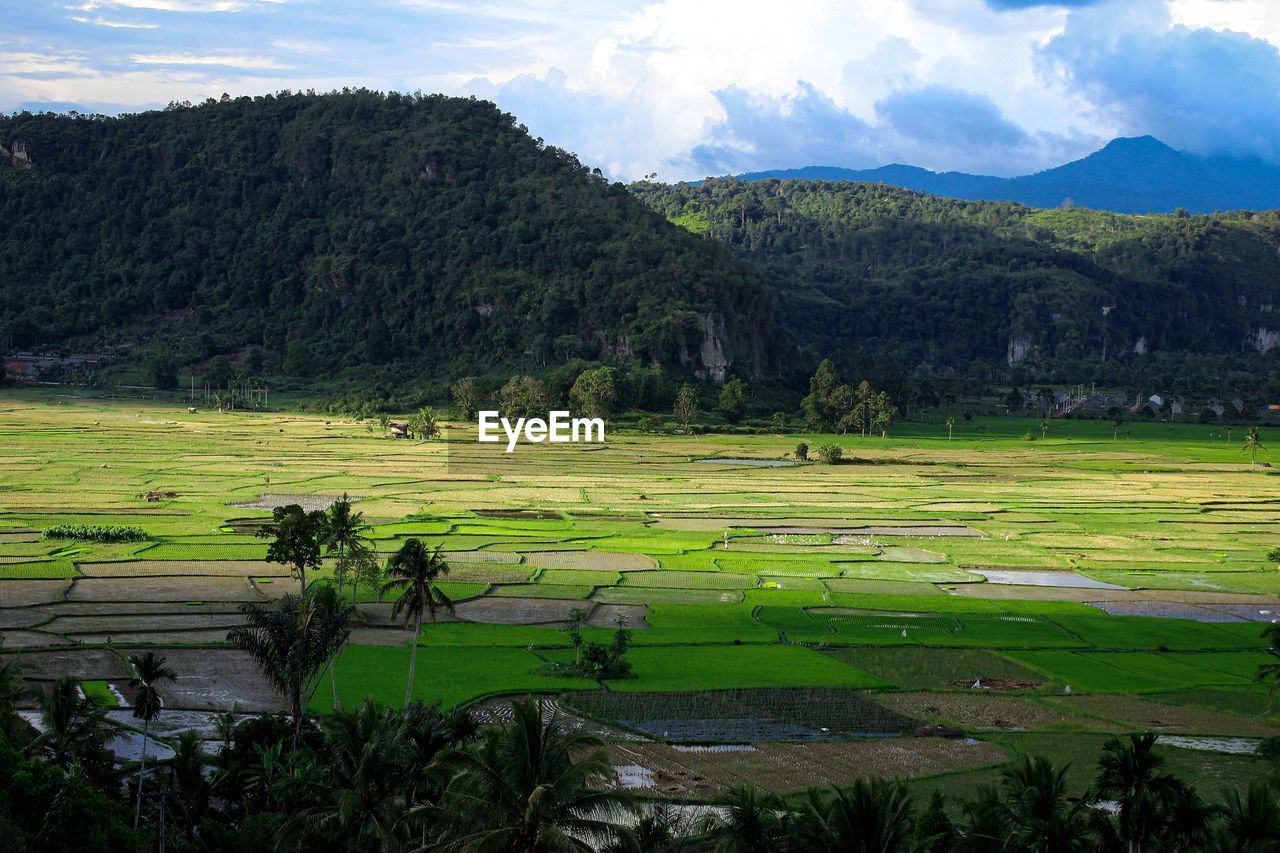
[795, 442, 809, 461]
[43, 524, 150, 543]
[816, 443, 843, 464]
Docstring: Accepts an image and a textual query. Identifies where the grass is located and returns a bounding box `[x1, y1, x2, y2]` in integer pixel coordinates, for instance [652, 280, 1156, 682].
[3, 393, 1280, 745]
[80, 679, 119, 707]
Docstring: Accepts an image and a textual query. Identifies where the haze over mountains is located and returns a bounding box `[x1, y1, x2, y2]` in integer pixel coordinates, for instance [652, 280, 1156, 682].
[733, 137, 1280, 215]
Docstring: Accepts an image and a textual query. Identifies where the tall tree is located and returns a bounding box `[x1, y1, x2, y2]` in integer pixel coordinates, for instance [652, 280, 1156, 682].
[409, 406, 440, 441]
[695, 784, 786, 852]
[127, 651, 178, 828]
[569, 366, 618, 418]
[945, 416, 955, 441]
[992, 756, 1090, 853]
[226, 592, 354, 750]
[451, 377, 481, 420]
[1091, 732, 1185, 853]
[30, 676, 117, 774]
[1243, 426, 1266, 470]
[497, 376, 549, 419]
[439, 698, 635, 850]
[380, 539, 454, 707]
[674, 383, 699, 431]
[258, 503, 328, 595]
[793, 780, 915, 853]
[321, 493, 370, 601]
[718, 377, 747, 424]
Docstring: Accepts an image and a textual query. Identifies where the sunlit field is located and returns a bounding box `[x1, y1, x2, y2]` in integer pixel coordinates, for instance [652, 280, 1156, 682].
[2, 388, 1278, 796]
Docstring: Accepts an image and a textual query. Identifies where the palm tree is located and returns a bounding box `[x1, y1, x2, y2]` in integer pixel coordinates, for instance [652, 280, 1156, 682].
[128, 651, 178, 828]
[322, 493, 370, 601]
[0, 657, 29, 740]
[945, 417, 955, 441]
[1215, 781, 1280, 852]
[1091, 732, 1185, 853]
[695, 784, 786, 853]
[1255, 624, 1280, 699]
[1243, 426, 1266, 471]
[227, 591, 354, 750]
[29, 676, 117, 771]
[380, 538, 454, 707]
[994, 756, 1090, 852]
[279, 698, 410, 850]
[1041, 419, 1050, 439]
[437, 698, 636, 851]
[311, 582, 347, 711]
[793, 780, 915, 852]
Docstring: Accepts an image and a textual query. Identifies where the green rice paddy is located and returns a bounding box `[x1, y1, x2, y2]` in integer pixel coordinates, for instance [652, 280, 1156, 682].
[2, 390, 1279, 794]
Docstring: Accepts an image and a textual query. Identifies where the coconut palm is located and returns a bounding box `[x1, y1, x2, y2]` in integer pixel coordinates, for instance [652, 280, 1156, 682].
[993, 756, 1090, 853]
[311, 582, 348, 710]
[793, 780, 915, 852]
[1255, 624, 1280, 700]
[1041, 419, 1050, 439]
[322, 493, 370, 601]
[1243, 426, 1266, 471]
[945, 417, 955, 441]
[227, 591, 354, 750]
[380, 538, 454, 707]
[436, 698, 636, 851]
[1215, 781, 1280, 852]
[128, 651, 178, 827]
[695, 784, 787, 853]
[279, 697, 410, 851]
[1091, 732, 1185, 853]
[29, 675, 117, 772]
[0, 657, 30, 740]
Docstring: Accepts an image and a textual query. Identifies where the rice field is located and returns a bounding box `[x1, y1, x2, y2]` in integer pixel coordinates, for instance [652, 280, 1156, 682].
[2, 391, 1279, 797]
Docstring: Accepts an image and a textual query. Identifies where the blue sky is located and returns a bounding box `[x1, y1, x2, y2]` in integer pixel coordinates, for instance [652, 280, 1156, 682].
[1, 0, 1275, 180]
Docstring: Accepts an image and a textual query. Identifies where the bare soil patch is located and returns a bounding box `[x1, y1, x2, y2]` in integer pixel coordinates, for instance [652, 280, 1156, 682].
[0, 609, 49, 630]
[523, 551, 657, 571]
[68, 577, 269, 603]
[0, 630, 67, 648]
[585, 604, 649, 629]
[45, 613, 245, 635]
[606, 738, 1006, 797]
[347, 627, 413, 646]
[1049, 695, 1280, 738]
[132, 647, 282, 712]
[875, 692, 1124, 733]
[469, 695, 643, 740]
[230, 493, 342, 512]
[78, 560, 289, 578]
[13, 648, 126, 680]
[453, 597, 589, 625]
[0, 580, 68, 605]
[473, 509, 564, 520]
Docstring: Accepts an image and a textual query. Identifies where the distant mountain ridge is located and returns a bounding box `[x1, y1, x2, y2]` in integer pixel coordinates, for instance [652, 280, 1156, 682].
[733, 137, 1280, 214]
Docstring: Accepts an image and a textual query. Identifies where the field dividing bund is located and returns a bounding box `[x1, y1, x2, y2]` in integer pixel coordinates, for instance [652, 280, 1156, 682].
[2, 393, 1279, 799]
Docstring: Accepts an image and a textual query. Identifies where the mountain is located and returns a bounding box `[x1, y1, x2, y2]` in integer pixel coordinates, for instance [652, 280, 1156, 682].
[733, 137, 1280, 215]
[0, 92, 781, 388]
[631, 177, 1280, 376]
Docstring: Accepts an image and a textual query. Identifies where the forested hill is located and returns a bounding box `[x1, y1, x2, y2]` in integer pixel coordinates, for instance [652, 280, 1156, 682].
[0, 92, 780, 384]
[631, 178, 1280, 376]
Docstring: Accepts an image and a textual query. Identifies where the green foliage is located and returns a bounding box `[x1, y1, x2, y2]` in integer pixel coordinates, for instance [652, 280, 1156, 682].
[497, 375, 549, 419]
[794, 441, 808, 460]
[42, 524, 148, 542]
[816, 442, 843, 464]
[718, 377, 747, 423]
[450, 376, 480, 419]
[632, 177, 1280, 381]
[674, 383, 699, 429]
[569, 366, 617, 418]
[0, 92, 779, 383]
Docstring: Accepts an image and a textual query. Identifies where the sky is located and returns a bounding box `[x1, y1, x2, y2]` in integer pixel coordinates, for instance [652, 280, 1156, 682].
[1, 0, 1277, 180]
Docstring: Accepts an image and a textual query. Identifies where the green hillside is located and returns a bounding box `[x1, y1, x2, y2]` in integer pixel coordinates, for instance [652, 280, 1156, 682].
[632, 178, 1280, 379]
[0, 92, 781, 387]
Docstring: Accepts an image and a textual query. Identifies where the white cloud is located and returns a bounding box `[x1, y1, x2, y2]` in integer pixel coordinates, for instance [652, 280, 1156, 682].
[129, 52, 291, 69]
[71, 15, 161, 29]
